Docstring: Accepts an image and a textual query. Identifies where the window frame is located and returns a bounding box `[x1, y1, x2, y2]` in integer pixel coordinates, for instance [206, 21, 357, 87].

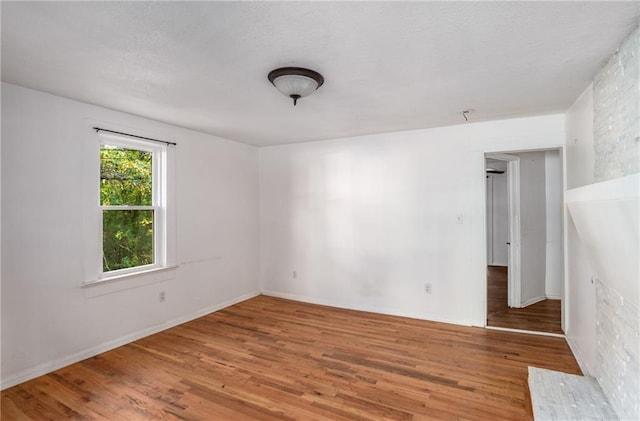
[98, 134, 167, 280]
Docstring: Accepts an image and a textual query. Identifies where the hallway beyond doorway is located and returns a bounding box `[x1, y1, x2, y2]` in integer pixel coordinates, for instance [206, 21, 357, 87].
[487, 266, 563, 334]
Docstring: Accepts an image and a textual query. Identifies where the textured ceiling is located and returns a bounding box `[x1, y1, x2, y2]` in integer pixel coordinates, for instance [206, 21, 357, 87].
[2, 2, 639, 146]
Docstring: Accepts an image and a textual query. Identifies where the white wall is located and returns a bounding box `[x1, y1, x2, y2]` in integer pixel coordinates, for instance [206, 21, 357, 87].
[566, 176, 639, 419]
[593, 27, 639, 181]
[544, 150, 563, 299]
[518, 151, 547, 306]
[564, 84, 597, 374]
[566, 85, 595, 190]
[259, 114, 566, 326]
[1, 83, 260, 388]
[0, 87, 2, 378]
[566, 26, 639, 420]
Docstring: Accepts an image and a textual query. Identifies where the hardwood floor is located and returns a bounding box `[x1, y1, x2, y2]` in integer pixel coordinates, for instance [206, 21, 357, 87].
[2, 295, 580, 420]
[487, 266, 563, 334]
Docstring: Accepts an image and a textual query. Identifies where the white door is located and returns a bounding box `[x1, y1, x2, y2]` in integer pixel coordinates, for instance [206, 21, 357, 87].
[486, 153, 521, 308]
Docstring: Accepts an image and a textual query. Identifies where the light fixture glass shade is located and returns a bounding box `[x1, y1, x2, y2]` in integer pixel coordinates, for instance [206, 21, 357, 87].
[272, 75, 319, 99]
[268, 67, 324, 105]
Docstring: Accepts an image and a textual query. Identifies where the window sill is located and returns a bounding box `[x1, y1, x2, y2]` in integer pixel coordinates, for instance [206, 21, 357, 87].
[83, 265, 179, 288]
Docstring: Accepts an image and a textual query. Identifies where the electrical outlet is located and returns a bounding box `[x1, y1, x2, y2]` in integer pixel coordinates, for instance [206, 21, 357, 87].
[159, 291, 166, 302]
[424, 283, 432, 294]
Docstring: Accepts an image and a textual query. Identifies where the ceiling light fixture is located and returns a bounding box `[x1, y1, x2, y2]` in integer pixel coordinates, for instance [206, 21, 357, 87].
[268, 67, 324, 106]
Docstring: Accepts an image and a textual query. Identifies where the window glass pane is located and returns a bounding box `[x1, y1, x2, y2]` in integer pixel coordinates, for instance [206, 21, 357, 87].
[103, 209, 154, 272]
[100, 146, 152, 206]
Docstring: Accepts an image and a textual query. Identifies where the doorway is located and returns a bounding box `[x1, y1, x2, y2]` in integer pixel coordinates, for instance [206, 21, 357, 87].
[485, 149, 564, 335]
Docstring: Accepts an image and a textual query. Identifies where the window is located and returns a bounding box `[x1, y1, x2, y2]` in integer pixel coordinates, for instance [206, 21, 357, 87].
[99, 137, 166, 277]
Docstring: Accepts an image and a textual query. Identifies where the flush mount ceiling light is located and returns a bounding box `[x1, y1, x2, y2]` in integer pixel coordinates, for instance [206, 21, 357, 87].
[268, 67, 324, 106]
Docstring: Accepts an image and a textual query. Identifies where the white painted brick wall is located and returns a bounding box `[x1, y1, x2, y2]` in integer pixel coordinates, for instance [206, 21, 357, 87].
[593, 27, 640, 181]
[596, 280, 640, 421]
[592, 26, 640, 421]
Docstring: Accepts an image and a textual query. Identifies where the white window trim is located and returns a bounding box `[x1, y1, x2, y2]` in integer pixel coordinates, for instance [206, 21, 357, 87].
[82, 123, 177, 287]
[83, 265, 179, 287]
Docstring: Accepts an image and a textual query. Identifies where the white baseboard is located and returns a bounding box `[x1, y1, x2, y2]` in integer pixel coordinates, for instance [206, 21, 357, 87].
[262, 290, 473, 327]
[520, 295, 547, 308]
[1, 290, 261, 390]
[565, 335, 592, 376]
[546, 294, 561, 300]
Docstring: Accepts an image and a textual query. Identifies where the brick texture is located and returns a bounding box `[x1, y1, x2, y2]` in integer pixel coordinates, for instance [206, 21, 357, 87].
[596, 280, 640, 421]
[591, 26, 640, 420]
[593, 27, 640, 181]
[528, 366, 617, 420]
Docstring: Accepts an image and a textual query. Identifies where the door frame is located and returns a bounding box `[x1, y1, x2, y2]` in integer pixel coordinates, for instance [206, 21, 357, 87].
[482, 146, 568, 334]
[486, 153, 522, 308]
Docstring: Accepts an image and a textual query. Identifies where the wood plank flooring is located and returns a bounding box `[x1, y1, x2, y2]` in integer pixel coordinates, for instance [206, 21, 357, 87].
[487, 266, 563, 334]
[2, 295, 580, 420]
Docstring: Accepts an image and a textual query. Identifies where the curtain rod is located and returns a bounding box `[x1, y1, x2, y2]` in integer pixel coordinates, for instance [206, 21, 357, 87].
[93, 127, 177, 146]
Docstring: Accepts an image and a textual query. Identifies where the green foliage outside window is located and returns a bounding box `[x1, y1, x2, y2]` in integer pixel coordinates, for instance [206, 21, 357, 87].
[101, 146, 154, 272]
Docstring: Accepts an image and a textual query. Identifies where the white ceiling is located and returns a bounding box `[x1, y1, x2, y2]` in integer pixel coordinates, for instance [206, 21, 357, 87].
[2, 2, 638, 146]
